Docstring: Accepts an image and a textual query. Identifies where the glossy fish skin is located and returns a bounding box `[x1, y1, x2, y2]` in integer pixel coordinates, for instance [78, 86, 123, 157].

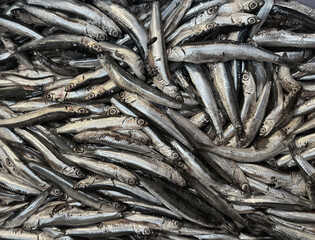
[198, 118, 299, 163]
[209, 62, 243, 140]
[168, 21, 218, 48]
[55, 115, 148, 134]
[17, 34, 103, 53]
[0, 139, 50, 190]
[110, 97, 181, 163]
[3, 189, 49, 229]
[29, 162, 125, 212]
[65, 219, 153, 238]
[260, 78, 284, 137]
[168, 42, 288, 64]
[239, 80, 272, 147]
[62, 153, 138, 185]
[139, 174, 237, 232]
[165, 108, 247, 188]
[163, 0, 193, 38]
[0, 35, 33, 69]
[166, 5, 219, 44]
[119, 91, 192, 149]
[65, 68, 108, 92]
[0, 1, 315, 239]
[148, 0, 182, 101]
[25, 0, 121, 37]
[0, 13, 43, 39]
[93, 0, 148, 59]
[123, 212, 182, 232]
[98, 41, 145, 80]
[0, 228, 53, 240]
[90, 148, 186, 187]
[185, 64, 223, 142]
[0, 105, 89, 128]
[253, 29, 315, 48]
[21, 4, 107, 41]
[183, 0, 230, 21]
[74, 176, 160, 205]
[73, 130, 161, 159]
[23, 205, 122, 230]
[289, 142, 315, 182]
[15, 128, 84, 179]
[0, 170, 40, 196]
[98, 53, 184, 109]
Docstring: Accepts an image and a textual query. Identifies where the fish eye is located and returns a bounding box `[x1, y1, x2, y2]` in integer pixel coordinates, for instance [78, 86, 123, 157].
[98, 34, 106, 41]
[172, 152, 179, 159]
[46, 93, 53, 101]
[143, 228, 151, 235]
[260, 127, 266, 135]
[249, 1, 258, 10]
[111, 30, 119, 38]
[247, 17, 257, 25]
[75, 169, 84, 177]
[115, 203, 123, 211]
[92, 43, 101, 51]
[242, 183, 250, 192]
[175, 95, 183, 102]
[74, 146, 84, 153]
[108, 107, 118, 115]
[88, 92, 96, 99]
[207, 7, 215, 15]
[137, 119, 146, 126]
[206, 23, 214, 29]
[77, 108, 87, 114]
[173, 220, 181, 227]
[53, 188, 62, 195]
[66, 83, 74, 90]
[242, 73, 249, 81]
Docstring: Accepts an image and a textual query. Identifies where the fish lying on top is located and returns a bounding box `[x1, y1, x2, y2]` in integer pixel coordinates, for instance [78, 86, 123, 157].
[0, 0, 314, 239]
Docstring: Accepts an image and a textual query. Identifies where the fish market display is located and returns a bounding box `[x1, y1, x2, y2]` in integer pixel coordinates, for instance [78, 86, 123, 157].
[0, 0, 315, 239]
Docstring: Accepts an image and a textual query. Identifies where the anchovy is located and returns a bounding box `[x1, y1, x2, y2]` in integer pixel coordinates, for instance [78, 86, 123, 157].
[3, 189, 49, 228]
[21, 4, 107, 40]
[29, 162, 125, 212]
[167, 42, 291, 64]
[25, 0, 121, 37]
[55, 115, 148, 134]
[98, 53, 184, 109]
[62, 153, 138, 185]
[93, 0, 148, 59]
[0, 13, 43, 39]
[148, 0, 182, 101]
[0, 105, 89, 128]
[74, 176, 160, 205]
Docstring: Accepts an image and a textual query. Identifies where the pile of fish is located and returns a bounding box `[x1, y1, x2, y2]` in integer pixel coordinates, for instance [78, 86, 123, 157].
[0, 0, 315, 239]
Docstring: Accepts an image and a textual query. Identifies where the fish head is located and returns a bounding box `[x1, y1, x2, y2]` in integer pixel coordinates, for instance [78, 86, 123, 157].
[86, 25, 107, 41]
[23, 215, 40, 230]
[242, 0, 264, 12]
[167, 46, 186, 62]
[82, 37, 102, 52]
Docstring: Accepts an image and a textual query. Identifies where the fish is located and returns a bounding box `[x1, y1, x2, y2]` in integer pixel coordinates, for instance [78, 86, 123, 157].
[0, 1, 314, 239]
